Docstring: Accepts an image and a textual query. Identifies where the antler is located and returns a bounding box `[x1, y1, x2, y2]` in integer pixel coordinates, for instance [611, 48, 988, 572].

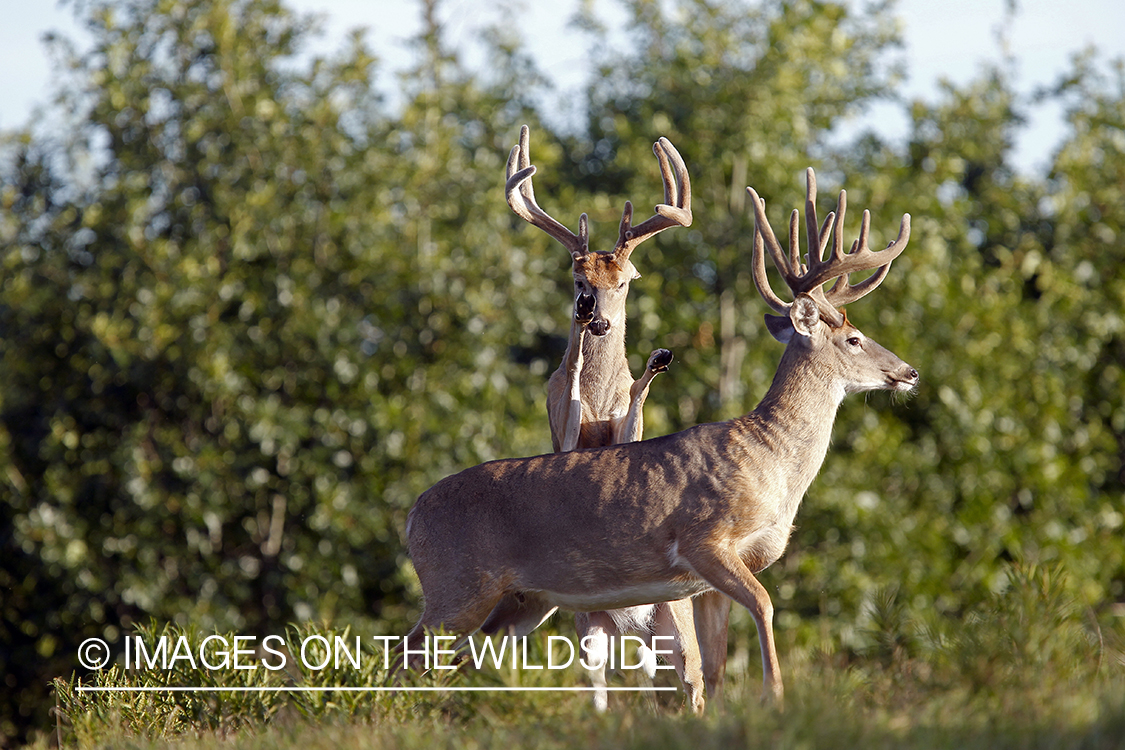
[615, 137, 693, 262]
[747, 168, 910, 326]
[505, 125, 589, 259]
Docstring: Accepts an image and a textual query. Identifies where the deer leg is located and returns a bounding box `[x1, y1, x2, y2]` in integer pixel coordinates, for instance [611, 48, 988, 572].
[560, 359, 583, 452]
[393, 551, 511, 675]
[394, 589, 504, 675]
[559, 294, 596, 452]
[652, 599, 706, 714]
[614, 348, 673, 444]
[480, 593, 558, 637]
[685, 548, 784, 705]
[576, 610, 618, 712]
[692, 590, 731, 702]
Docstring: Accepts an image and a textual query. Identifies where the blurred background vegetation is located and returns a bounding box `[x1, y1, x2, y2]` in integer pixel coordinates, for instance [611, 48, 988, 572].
[1, 0, 1123, 743]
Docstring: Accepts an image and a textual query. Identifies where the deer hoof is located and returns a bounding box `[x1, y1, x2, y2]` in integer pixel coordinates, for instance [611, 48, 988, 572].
[648, 348, 673, 373]
[574, 293, 596, 326]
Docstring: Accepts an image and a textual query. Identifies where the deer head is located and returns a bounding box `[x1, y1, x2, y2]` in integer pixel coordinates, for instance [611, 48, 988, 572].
[505, 125, 692, 337]
[748, 168, 918, 398]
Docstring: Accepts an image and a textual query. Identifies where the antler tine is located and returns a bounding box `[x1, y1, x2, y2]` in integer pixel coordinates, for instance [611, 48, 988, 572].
[797, 188, 846, 293]
[801, 168, 835, 272]
[788, 209, 801, 274]
[656, 137, 680, 206]
[615, 137, 693, 261]
[746, 187, 791, 278]
[832, 190, 848, 263]
[747, 167, 910, 323]
[823, 211, 911, 307]
[803, 167, 818, 268]
[747, 188, 794, 315]
[783, 173, 912, 315]
[504, 124, 588, 259]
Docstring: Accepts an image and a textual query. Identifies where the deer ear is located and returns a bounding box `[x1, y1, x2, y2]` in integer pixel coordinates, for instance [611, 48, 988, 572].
[764, 314, 794, 343]
[570, 214, 590, 260]
[789, 295, 821, 338]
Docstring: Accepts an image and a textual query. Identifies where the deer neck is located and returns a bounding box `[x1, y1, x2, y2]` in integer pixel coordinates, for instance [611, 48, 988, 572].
[734, 345, 846, 509]
[569, 317, 630, 408]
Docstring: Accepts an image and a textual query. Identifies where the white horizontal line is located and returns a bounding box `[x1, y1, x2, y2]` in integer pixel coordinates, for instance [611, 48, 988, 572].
[76, 686, 677, 693]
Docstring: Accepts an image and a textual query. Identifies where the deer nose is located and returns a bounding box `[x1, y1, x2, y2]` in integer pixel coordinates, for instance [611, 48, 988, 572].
[897, 366, 920, 389]
[588, 318, 611, 336]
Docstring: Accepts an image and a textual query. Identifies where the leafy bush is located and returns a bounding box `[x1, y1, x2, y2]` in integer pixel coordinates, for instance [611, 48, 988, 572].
[5, 0, 1125, 743]
[50, 566, 1125, 749]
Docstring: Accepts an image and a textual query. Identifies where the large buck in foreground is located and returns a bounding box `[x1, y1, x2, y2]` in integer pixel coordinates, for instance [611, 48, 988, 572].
[399, 168, 917, 704]
[504, 125, 704, 712]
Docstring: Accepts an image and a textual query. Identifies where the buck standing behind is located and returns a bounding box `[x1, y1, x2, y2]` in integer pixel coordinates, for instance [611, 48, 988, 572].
[399, 168, 918, 705]
[503, 125, 705, 712]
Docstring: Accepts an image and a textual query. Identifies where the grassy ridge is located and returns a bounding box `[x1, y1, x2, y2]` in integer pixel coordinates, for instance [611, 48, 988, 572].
[45, 565, 1125, 749]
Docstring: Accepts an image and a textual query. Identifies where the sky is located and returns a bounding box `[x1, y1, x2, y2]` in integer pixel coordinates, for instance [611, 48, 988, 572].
[2, 0, 1123, 175]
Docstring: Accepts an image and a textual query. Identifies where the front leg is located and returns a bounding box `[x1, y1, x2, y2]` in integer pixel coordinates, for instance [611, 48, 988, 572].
[651, 599, 706, 714]
[685, 545, 784, 706]
[575, 610, 616, 712]
[613, 348, 673, 444]
[559, 294, 596, 452]
[692, 590, 731, 703]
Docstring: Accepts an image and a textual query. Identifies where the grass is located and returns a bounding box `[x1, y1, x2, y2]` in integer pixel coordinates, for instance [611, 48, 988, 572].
[41, 565, 1125, 750]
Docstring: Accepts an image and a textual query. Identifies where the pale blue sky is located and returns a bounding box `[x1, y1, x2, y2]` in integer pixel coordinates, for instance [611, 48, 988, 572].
[2, 1, 1123, 175]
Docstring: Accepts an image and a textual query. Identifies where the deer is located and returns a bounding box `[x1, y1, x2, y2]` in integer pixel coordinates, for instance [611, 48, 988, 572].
[398, 167, 917, 706]
[503, 124, 707, 712]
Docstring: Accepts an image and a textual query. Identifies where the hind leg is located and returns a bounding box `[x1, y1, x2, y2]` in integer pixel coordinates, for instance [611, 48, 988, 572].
[481, 593, 558, 637]
[394, 590, 506, 675]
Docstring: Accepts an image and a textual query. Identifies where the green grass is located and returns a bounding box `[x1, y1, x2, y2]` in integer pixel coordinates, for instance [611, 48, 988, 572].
[43, 565, 1125, 750]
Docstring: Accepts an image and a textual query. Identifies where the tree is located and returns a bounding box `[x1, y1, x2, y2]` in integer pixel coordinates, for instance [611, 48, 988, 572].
[569, 0, 904, 432]
[788, 58, 1125, 646]
[4, 0, 1123, 742]
[1040, 55, 1125, 603]
[0, 0, 553, 739]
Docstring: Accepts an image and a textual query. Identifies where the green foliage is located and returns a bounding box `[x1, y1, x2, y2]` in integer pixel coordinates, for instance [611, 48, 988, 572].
[47, 570, 1125, 749]
[1, 0, 549, 740]
[52, 620, 406, 740]
[774, 61, 1125, 653]
[566, 0, 905, 428]
[4, 0, 1125, 744]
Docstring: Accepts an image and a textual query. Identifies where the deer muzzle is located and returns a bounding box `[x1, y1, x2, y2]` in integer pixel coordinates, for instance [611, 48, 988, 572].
[588, 317, 611, 336]
[889, 365, 920, 392]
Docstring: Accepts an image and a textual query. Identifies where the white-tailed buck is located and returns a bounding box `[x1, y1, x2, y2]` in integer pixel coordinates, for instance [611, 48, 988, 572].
[399, 168, 917, 705]
[504, 124, 705, 712]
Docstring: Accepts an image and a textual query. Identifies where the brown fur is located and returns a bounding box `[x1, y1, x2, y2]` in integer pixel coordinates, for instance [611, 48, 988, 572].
[401, 295, 919, 705]
[504, 126, 703, 711]
[400, 168, 917, 709]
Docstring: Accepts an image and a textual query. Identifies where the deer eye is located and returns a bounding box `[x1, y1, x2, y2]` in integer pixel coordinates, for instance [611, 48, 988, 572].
[617, 282, 627, 290]
[846, 337, 861, 347]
